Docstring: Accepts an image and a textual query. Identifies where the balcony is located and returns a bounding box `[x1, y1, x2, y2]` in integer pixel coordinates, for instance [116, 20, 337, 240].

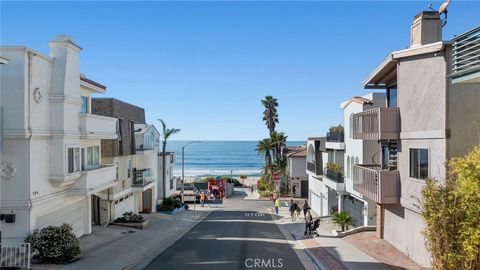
[79, 113, 118, 139]
[323, 168, 345, 192]
[353, 165, 399, 204]
[69, 165, 118, 195]
[132, 169, 155, 191]
[352, 107, 400, 140]
[326, 132, 344, 142]
[451, 26, 480, 84]
[306, 161, 322, 177]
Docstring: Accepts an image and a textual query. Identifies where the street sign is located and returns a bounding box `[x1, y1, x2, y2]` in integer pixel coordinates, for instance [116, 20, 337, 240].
[273, 173, 280, 185]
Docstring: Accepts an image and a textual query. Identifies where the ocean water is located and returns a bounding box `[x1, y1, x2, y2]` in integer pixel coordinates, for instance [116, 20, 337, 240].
[167, 140, 306, 177]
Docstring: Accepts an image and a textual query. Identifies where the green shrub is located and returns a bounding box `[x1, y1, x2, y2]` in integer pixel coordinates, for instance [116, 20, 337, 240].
[114, 212, 144, 223]
[257, 177, 274, 192]
[332, 211, 354, 231]
[159, 196, 183, 211]
[327, 162, 343, 173]
[259, 190, 274, 198]
[25, 223, 81, 264]
[421, 146, 480, 269]
[329, 124, 344, 133]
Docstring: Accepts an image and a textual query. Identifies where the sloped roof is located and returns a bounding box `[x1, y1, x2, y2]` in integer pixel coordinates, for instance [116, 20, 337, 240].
[341, 96, 373, 109]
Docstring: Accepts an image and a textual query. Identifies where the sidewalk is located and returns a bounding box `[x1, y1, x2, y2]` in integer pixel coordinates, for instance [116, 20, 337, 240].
[274, 201, 390, 270]
[31, 210, 210, 270]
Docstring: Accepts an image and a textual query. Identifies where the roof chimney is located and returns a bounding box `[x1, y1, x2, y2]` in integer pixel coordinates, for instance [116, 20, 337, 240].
[410, 11, 442, 47]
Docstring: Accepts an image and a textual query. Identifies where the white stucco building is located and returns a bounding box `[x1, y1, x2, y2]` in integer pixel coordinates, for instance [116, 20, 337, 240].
[158, 152, 177, 200]
[285, 146, 308, 198]
[341, 93, 385, 227]
[0, 35, 118, 242]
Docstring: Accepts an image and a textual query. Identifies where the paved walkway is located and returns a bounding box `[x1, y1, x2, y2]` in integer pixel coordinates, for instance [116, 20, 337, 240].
[31, 210, 209, 270]
[275, 200, 389, 270]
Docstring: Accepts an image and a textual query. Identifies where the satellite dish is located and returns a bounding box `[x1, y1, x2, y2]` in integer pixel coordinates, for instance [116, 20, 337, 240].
[438, 0, 452, 27]
[438, 0, 451, 14]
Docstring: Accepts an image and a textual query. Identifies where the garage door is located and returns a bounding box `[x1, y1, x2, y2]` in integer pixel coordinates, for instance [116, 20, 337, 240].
[114, 196, 135, 219]
[310, 189, 322, 217]
[37, 199, 86, 237]
[342, 195, 364, 227]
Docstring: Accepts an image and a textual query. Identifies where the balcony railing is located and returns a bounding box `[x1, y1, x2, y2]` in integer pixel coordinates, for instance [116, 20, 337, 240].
[307, 161, 323, 176]
[451, 26, 480, 80]
[79, 113, 118, 139]
[353, 164, 399, 204]
[70, 164, 117, 195]
[352, 107, 400, 140]
[133, 168, 154, 187]
[324, 168, 344, 183]
[326, 132, 344, 142]
[1, 243, 30, 269]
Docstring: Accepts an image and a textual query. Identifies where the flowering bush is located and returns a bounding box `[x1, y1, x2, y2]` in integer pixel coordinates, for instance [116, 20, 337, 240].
[25, 223, 81, 264]
[113, 212, 144, 224]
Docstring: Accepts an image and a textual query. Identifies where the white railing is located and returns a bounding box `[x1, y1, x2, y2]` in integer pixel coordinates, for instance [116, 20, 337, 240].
[452, 26, 480, 77]
[0, 243, 31, 269]
[79, 113, 118, 139]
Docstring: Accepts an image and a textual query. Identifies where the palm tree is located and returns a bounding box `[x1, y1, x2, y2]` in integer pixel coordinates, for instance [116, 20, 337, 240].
[158, 119, 180, 199]
[256, 138, 274, 167]
[261, 96, 279, 136]
[270, 131, 287, 161]
[332, 211, 355, 231]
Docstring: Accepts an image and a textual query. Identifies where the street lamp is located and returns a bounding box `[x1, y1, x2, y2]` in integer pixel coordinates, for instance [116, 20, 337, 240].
[181, 141, 202, 203]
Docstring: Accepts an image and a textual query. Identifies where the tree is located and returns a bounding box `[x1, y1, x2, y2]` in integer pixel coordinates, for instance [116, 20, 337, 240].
[261, 96, 279, 136]
[271, 131, 287, 161]
[158, 119, 180, 199]
[256, 138, 274, 167]
[332, 211, 354, 231]
[421, 146, 480, 270]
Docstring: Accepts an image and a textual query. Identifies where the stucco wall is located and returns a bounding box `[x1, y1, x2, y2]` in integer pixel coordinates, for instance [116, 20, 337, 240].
[384, 204, 430, 267]
[398, 52, 447, 132]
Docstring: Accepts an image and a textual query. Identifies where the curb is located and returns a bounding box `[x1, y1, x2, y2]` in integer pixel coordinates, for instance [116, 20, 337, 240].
[121, 210, 211, 270]
[271, 211, 325, 270]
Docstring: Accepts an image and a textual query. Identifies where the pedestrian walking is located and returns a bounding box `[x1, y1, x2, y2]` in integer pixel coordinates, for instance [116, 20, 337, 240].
[304, 210, 313, 236]
[274, 197, 280, 215]
[302, 200, 310, 218]
[200, 191, 206, 207]
[251, 185, 254, 193]
[289, 199, 297, 221]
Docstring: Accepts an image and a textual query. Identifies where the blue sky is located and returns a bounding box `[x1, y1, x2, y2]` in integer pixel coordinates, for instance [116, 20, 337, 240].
[1, 1, 479, 141]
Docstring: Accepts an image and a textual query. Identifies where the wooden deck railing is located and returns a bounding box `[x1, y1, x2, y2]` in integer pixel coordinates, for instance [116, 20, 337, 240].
[353, 164, 399, 204]
[352, 107, 400, 140]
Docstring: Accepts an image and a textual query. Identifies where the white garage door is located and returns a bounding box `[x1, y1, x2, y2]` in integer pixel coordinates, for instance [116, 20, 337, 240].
[310, 190, 322, 217]
[37, 199, 86, 237]
[114, 196, 135, 219]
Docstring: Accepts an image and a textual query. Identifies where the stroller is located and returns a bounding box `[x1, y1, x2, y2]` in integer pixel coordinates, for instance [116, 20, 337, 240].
[306, 218, 321, 237]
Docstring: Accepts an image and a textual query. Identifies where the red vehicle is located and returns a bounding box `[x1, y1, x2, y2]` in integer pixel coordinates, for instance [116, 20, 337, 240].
[208, 178, 226, 199]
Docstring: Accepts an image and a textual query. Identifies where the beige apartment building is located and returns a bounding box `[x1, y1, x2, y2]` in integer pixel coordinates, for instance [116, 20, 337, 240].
[351, 12, 480, 266]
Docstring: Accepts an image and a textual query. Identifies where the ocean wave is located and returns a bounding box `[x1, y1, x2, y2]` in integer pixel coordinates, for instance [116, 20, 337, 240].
[173, 168, 262, 177]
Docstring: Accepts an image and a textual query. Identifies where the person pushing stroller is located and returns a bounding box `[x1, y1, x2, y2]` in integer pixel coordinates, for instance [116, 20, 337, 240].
[304, 210, 320, 237]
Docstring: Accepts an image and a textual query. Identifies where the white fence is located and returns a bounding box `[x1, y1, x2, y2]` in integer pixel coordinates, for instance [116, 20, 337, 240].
[0, 243, 31, 269]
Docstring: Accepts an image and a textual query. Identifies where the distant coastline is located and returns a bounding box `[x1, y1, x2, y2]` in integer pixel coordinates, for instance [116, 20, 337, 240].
[167, 140, 306, 177]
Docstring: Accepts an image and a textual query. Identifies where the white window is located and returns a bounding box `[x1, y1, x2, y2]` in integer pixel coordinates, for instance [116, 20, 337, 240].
[67, 147, 81, 174]
[86, 146, 100, 168]
[410, 148, 429, 179]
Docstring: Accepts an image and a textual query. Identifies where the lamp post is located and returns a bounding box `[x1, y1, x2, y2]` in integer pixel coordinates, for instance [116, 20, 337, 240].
[181, 141, 201, 203]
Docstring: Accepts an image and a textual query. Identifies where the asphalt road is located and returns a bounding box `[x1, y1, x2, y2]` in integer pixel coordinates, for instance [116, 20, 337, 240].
[144, 193, 305, 270]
